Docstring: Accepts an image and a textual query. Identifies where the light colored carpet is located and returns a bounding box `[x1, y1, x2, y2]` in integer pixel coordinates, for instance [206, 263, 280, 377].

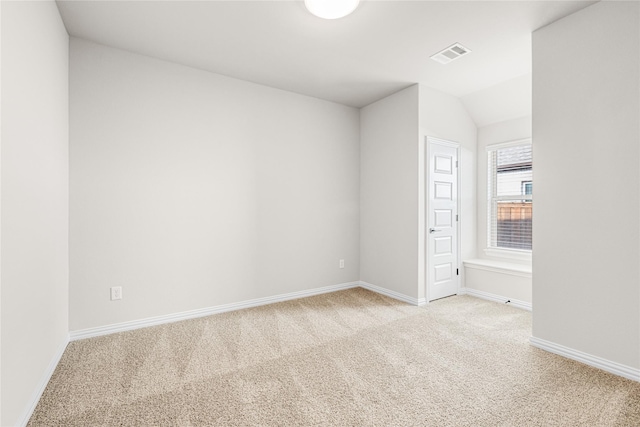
[29, 288, 640, 426]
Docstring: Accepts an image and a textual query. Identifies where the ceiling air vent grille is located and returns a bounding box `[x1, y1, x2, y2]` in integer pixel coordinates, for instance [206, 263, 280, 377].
[430, 43, 472, 65]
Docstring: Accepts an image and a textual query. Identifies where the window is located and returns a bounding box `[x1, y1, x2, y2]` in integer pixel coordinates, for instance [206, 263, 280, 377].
[487, 141, 532, 251]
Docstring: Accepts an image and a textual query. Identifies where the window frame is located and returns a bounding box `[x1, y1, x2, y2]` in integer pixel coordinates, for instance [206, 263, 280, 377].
[485, 139, 532, 258]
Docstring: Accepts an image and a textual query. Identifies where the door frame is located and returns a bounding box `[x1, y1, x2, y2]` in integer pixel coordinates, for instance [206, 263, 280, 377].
[424, 136, 461, 302]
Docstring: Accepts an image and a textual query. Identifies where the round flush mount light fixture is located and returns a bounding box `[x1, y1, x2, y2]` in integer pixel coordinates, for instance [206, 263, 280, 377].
[304, 0, 360, 19]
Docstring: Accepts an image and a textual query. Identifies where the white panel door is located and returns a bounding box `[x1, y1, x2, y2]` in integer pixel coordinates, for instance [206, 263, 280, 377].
[428, 139, 459, 301]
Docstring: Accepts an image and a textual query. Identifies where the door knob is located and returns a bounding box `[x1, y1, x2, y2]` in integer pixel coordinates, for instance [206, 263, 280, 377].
[429, 228, 442, 233]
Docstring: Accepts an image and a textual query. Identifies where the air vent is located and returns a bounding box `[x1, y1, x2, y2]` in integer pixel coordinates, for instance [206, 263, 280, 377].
[430, 43, 472, 65]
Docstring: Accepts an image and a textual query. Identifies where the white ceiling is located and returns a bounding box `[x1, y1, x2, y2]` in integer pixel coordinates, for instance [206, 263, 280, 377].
[56, 0, 594, 114]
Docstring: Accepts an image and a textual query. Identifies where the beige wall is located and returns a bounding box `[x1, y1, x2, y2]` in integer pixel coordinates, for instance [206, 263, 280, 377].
[69, 39, 361, 331]
[359, 84, 477, 302]
[465, 267, 531, 304]
[1, 2, 3, 422]
[532, 1, 640, 368]
[1, 1, 70, 425]
[359, 85, 420, 300]
[469, 116, 532, 306]
[476, 116, 532, 263]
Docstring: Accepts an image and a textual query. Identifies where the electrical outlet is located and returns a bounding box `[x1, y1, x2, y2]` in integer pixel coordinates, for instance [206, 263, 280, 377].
[339, 259, 345, 269]
[110, 286, 122, 301]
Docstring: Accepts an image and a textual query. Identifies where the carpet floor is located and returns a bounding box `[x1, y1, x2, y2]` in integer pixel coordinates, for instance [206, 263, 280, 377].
[28, 288, 640, 426]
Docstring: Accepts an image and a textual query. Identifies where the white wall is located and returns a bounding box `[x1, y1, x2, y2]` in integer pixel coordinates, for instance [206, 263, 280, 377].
[1, 1, 69, 425]
[476, 116, 532, 262]
[532, 1, 639, 369]
[419, 85, 477, 300]
[359, 85, 420, 300]
[69, 39, 360, 331]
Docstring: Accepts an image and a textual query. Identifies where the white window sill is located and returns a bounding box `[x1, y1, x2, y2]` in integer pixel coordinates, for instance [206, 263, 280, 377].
[483, 247, 532, 262]
[463, 259, 532, 278]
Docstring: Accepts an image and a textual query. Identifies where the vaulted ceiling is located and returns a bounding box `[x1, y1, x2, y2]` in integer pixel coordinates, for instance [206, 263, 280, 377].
[57, 0, 595, 125]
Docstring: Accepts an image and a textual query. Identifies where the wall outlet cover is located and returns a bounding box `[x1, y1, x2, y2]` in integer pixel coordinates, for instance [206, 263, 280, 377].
[110, 286, 122, 301]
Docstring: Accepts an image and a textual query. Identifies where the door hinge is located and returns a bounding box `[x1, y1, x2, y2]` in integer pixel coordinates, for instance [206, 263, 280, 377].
[456, 214, 459, 222]
[455, 161, 458, 168]
[456, 268, 459, 276]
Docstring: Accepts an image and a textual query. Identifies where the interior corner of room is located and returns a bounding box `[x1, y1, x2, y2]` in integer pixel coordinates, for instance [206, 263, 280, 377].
[1, 0, 639, 425]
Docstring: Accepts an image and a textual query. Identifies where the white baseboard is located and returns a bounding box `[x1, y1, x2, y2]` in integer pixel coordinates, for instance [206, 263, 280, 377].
[70, 282, 360, 341]
[530, 336, 640, 382]
[70, 281, 427, 341]
[358, 281, 425, 306]
[458, 287, 532, 311]
[18, 335, 70, 427]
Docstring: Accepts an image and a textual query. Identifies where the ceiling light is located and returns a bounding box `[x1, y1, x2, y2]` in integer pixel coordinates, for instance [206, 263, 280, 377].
[305, 0, 360, 19]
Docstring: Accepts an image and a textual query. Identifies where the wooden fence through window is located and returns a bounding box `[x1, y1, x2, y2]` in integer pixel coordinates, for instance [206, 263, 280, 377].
[497, 202, 532, 250]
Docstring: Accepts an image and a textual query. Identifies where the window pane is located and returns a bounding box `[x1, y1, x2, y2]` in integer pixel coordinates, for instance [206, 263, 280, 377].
[496, 201, 532, 250]
[488, 142, 533, 251]
[496, 145, 532, 197]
